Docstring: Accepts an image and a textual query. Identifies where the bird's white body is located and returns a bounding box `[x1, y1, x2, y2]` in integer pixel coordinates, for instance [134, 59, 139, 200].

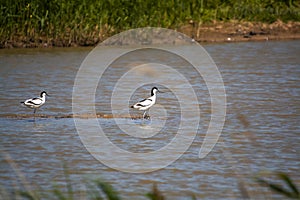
[132, 93, 157, 111]
[21, 91, 49, 114]
[131, 87, 160, 119]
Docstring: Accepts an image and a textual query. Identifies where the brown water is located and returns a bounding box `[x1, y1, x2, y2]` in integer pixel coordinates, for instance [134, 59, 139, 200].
[0, 41, 299, 199]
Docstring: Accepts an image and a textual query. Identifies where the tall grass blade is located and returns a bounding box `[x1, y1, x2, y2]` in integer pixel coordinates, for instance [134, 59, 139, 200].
[62, 163, 74, 200]
[146, 184, 165, 200]
[18, 191, 37, 200]
[1, 151, 39, 200]
[277, 172, 299, 196]
[95, 180, 120, 200]
[256, 172, 300, 199]
[52, 188, 68, 200]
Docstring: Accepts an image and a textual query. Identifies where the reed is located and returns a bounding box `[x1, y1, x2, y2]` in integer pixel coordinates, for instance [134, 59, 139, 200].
[256, 172, 300, 199]
[1, 151, 299, 199]
[0, 0, 299, 47]
[3, 172, 298, 199]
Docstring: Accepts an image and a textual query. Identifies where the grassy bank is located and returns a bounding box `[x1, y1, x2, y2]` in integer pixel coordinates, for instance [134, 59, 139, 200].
[1, 0, 300, 47]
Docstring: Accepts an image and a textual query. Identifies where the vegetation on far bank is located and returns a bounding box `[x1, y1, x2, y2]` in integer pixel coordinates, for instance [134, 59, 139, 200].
[1, 0, 300, 47]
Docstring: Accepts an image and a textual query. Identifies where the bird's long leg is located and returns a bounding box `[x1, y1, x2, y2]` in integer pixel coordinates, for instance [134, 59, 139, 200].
[33, 108, 36, 120]
[143, 110, 147, 119]
[143, 110, 151, 119]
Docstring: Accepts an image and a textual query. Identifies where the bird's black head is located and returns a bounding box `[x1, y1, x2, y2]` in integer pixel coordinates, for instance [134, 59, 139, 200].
[40, 91, 49, 97]
[151, 87, 159, 96]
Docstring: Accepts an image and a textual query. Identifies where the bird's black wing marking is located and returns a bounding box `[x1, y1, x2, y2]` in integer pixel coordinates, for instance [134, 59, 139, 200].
[136, 98, 152, 107]
[136, 103, 147, 107]
[139, 98, 152, 102]
[27, 100, 40, 105]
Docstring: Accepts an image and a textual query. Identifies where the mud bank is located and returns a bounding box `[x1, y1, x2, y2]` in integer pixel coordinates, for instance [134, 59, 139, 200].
[179, 20, 300, 43]
[2, 20, 300, 48]
[0, 113, 146, 120]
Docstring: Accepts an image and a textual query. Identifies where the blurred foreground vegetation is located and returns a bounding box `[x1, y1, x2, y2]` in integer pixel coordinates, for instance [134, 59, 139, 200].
[0, 0, 300, 47]
[2, 160, 299, 199]
[2, 172, 299, 199]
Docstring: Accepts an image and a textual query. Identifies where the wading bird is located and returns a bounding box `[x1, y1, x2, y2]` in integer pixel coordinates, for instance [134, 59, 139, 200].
[130, 87, 161, 119]
[20, 91, 49, 116]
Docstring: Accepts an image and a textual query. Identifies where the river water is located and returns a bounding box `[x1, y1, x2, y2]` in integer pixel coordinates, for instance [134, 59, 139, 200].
[0, 41, 299, 199]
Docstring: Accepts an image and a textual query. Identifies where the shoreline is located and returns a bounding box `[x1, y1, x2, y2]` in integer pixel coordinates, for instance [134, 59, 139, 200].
[180, 20, 300, 43]
[2, 20, 300, 48]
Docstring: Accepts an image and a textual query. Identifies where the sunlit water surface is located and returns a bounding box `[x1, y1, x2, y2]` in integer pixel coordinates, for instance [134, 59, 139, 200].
[0, 41, 299, 199]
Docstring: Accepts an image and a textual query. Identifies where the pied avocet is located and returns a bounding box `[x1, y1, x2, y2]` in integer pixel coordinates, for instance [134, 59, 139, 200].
[20, 91, 49, 115]
[130, 87, 161, 119]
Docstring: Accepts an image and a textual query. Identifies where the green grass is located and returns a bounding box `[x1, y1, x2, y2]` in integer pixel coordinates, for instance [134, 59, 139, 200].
[1, 172, 297, 199]
[0, 0, 299, 47]
[256, 172, 300, 199]
[1, 159, 299, 199]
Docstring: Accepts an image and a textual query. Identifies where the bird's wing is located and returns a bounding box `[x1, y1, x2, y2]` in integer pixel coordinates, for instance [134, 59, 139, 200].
[135, 98, 152, 107]
[26, 98, 43, 105]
